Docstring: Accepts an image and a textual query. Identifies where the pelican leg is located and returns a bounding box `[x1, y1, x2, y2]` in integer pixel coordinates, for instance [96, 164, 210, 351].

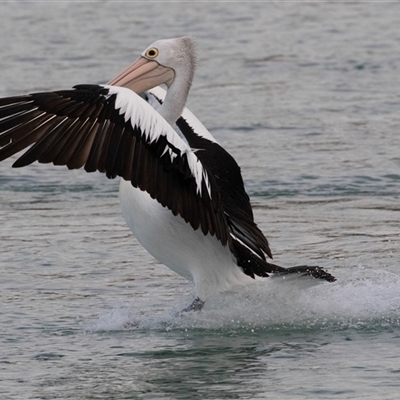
[182, 297, 204, 313]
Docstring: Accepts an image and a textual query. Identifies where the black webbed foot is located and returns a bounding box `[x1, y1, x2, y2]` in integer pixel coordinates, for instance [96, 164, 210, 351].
[181, 297, 204, 313]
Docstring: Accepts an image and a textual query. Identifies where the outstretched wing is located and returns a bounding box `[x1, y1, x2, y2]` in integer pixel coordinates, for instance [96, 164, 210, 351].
[0, 84, 229, 246]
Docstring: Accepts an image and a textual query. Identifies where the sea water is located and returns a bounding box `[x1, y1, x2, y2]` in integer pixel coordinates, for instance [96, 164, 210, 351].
[1, 3, 400, 399]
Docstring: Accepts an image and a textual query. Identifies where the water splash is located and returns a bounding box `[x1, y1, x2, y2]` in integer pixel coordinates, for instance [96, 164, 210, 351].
[89, 266, 400, 333]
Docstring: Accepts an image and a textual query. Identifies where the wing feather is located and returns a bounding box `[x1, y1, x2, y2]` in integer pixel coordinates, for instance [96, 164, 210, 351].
[68, 120, 100, 169]
[39, 119, 79, 165]
[0, 84, 229, 246]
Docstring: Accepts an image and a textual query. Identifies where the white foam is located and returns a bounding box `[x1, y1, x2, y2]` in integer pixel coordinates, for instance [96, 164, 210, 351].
[88, 265, 400, 332]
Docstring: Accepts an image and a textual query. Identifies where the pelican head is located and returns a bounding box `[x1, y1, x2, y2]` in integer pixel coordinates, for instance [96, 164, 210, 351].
[108, 37, 196, 94]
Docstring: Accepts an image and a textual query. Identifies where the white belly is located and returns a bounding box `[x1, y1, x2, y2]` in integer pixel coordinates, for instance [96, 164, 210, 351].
[119, 179, 253, 300]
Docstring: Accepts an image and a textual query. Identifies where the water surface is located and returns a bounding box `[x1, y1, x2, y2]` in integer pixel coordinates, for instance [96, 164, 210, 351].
[1, 3, 400, 399]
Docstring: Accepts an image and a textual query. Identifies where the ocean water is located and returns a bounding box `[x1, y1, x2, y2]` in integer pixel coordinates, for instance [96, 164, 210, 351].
[1, 2, 400, 399]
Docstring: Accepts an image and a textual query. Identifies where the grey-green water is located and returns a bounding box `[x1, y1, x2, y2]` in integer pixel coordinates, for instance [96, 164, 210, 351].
[1, 2, 400, 399]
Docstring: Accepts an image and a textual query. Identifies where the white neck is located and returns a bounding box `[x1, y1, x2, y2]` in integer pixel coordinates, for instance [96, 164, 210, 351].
[159, 70, 193, 125]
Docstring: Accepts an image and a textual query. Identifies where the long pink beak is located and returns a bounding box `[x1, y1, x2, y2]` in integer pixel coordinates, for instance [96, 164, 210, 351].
[107, 57, 175, 93]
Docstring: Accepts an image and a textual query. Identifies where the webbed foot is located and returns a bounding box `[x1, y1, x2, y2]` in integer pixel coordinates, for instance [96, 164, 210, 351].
[181, 297, 204, 313]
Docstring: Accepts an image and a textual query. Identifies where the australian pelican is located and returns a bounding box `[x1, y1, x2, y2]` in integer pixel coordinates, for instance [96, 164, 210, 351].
[0, 37, 335, 311]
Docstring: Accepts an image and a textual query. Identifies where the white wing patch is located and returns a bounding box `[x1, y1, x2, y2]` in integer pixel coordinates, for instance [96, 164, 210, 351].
[105, 85, 211, 198]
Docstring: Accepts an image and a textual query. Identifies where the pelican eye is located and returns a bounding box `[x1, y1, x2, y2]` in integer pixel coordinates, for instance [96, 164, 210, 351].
[145, 48, 159, 58]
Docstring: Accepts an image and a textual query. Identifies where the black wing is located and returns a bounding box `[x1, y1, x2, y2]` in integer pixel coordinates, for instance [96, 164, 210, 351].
[175, 115, 273, 260]
[0, 84, 229, 246]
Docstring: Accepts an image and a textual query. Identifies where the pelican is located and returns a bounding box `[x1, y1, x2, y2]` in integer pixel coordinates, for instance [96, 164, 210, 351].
[0, 37, 335, 311]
